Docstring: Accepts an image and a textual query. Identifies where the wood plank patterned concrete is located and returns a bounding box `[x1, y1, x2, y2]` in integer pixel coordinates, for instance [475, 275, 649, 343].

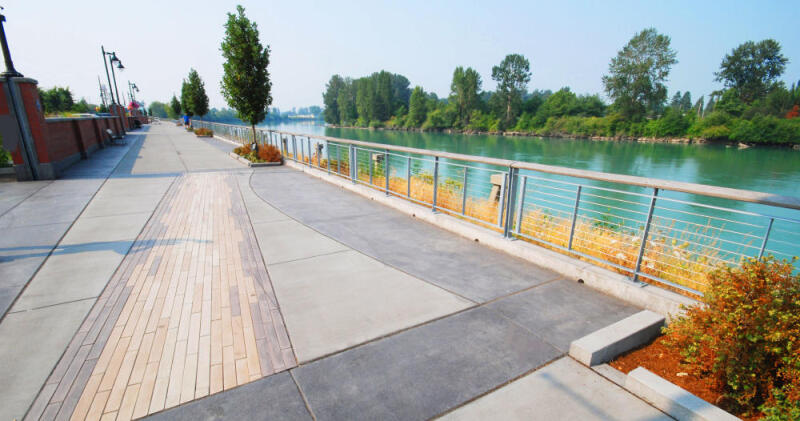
[26, 173, 295, 421]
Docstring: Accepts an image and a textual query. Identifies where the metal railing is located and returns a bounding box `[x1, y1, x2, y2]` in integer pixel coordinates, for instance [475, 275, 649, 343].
[194, 120, 800, 297]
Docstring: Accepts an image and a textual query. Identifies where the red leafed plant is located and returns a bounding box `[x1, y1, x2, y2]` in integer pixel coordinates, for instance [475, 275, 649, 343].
[257, 144, 282, 163]
[664, 256, 800, 419]
[786, 105, 799, 119]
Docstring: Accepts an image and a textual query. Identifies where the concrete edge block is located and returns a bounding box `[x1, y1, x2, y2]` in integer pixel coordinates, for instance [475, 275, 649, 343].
[626, 367, 739, 421]
[569, 310, 665, 366]
[284, 161, 700, 318]
[591, 363, 627, 387]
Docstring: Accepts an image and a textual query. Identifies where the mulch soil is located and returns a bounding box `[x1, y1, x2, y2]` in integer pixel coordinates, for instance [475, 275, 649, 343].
[610, 335, 762, 420]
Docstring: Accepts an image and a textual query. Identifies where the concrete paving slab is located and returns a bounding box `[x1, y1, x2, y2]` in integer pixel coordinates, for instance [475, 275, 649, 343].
[487, 279, 639, 352]
[0, 191, 94, 228]
[10, 246, 132, 311]
[57, 211, 151, 245]
[0, 299, 94, 421]
[236, 173, 291, 224]
[250, 170, 562, 302]
[0, 180, 48, 216]
[252, 219, 349, 264]
[144, 372, 312, 421]
[440, 357, 671, 421]
[291, 306, 561, 420]
[80, 192, 168, 218]
[268, 249, 472, 362]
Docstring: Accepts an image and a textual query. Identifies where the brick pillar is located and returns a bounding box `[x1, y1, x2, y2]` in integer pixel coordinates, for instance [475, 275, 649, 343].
[0, 77, 50, 180]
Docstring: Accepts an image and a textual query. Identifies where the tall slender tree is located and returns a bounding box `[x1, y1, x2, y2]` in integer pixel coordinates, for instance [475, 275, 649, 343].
[181, 79, 193, 118]
[169, 94, 182, 118]
[450, 66, 482, 127]
[602, 28, 677, 120]
[715, 39, 787, 104]
[491, 54, 531, 129]
[220, 5, 272, 143]
[186, 68, 209, 119]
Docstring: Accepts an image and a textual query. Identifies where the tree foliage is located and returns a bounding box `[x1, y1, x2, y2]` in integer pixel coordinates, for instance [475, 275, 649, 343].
[715, 39, 788, 104]
[450, 66, 482, 128]
[169, 95, 181, 117]
[220, 4, 272, 139]
[184, 68, 209, 118]
[603, 28, 678, 120]
[323, 75, 345, 124]
[491, 54, 531, 128]
[407, 86, 427, 127]
[148, 101, 169, 118]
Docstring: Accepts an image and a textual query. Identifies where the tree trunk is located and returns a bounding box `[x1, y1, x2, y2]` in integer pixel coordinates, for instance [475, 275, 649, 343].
[251, 124, 257, 149]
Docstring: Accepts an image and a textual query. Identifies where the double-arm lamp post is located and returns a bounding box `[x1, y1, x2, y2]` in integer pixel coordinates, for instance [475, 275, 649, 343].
[128, 81, 140, 112]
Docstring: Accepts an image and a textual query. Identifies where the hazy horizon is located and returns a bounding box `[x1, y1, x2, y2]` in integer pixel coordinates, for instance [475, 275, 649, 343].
[8, 0, 800, 111]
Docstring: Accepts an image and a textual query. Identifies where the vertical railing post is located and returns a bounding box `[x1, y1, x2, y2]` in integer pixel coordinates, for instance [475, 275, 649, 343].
[307, 138, 312, 167]
[349, 145, 356, 183]
[292, 135, 298, 162]
[496, 172, 507, 227]
[514, 175, 527, 234]
[336, 144, 341, 175]
[406, 156, 411, 198]
[461, 167, 469, 215]
[633, 188, 659, 283]
[502, 167, 518, 238]
[384, 149, 390, 195]
[567, 185, 582, 250]
[326, 140, 331, 175]
[369, 151, 373, 185]
[758, 218, 774, 259]
[432, 156, 439, 211]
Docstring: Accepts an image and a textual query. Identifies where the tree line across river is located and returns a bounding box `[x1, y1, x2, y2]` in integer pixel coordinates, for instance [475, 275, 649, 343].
[322, 29, 800, 145]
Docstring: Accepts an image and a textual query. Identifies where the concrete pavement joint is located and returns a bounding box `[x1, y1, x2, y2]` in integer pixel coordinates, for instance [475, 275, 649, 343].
[247, 171, 479, 306]
[289, 369, 318, 421]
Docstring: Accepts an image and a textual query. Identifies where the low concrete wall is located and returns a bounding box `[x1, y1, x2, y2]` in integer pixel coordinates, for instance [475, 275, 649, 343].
[34, 117, 122, 178]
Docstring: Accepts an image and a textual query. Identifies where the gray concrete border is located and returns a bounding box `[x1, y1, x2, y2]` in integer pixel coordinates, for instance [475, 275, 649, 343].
[228, 152, 282, 167]
[569, 310, 665, 366]
[626, 367, 739, 421]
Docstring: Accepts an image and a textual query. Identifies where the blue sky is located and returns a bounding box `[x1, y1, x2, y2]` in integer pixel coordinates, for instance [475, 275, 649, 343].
[8, 0, 800, 111]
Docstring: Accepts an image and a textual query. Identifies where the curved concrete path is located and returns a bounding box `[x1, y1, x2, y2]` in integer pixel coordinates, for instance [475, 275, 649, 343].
[1, 123, 670, 420]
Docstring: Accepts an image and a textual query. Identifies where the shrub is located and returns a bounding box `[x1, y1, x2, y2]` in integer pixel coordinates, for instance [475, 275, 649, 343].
[233, 144, 251, 156]
[256, 144, 282, 162]
[194, 127, 213, 136]
[664, 256, 800, 418]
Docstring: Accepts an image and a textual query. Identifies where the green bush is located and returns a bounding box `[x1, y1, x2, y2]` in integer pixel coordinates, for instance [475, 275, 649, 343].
[729, 115, 800, 144]
[665, 257, 800, 418]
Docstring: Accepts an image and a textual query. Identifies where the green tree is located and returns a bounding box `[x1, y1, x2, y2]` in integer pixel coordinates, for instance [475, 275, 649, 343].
[337, 78, 357, 124]
[407, 86, 427, 127]
[148, 101, 169, 118]
[715, 39, 788, 104]
[181, 79, 193, 117]
[170, 95, 182, 117]
[186, 68, 209, 119]
[220, 5, 273, 142]
[491, 54, 531, 129]
[323, 75, 345, 124]
[602, 28, 678, 120]
[450, 66, 482, 127]
[38, 86, 75, 114]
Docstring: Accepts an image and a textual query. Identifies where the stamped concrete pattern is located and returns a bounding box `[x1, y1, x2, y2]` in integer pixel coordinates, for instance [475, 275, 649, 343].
[26, 173, 294, 421]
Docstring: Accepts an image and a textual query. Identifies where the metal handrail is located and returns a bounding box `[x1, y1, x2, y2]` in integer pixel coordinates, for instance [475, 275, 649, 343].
[196, 120, 800, 211]
[195, 120, 800, 297]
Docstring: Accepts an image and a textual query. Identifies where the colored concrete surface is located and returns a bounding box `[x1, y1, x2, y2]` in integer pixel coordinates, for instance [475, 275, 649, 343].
[440, 357, 671, 421]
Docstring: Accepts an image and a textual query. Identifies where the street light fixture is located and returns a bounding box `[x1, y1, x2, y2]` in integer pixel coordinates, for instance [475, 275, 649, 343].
[101, 45, 126, 134]
[0, 7, 22, 77]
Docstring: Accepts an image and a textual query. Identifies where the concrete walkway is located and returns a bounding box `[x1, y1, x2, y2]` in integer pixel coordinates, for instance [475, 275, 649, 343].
[0, 123, 670, 420]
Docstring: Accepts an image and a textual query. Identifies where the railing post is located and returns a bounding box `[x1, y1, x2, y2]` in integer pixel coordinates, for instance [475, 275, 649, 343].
[349, 145, 356, 183]
[336, 144, 341, 175]
[300, 137, 306, 165]
[496, 172, 507, 227]
[567, 185, 582, 250]
[326, 140, 331, 175]
[406, 156, 411, 198]
[292, 135, 298, 162]
[502, 167, 518, 238]
[461, 168, 469, 215]
[633, 188, 659, 283]
[758, 218, 774, 259]
[369, 150, 373, 185]
[384, 149, 390, 195]
[461, 165, 469, 215]
[514, 175, 527, 234]
[432, 156, 439, 211]
[307, 138, 312, 167]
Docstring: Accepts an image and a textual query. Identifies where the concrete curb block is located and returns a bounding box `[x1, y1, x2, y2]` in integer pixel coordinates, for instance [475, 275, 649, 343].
[569, 310, 665, 366]
[228, 152, 282, 168]
[626, 367, 739, 421]
[284, 160, 698, 317]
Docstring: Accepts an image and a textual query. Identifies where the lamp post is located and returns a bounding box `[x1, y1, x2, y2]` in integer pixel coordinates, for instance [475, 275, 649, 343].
[101, 46, 125, 133]
[0, 8, 22, 77]
[128, 81, 140, 113]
